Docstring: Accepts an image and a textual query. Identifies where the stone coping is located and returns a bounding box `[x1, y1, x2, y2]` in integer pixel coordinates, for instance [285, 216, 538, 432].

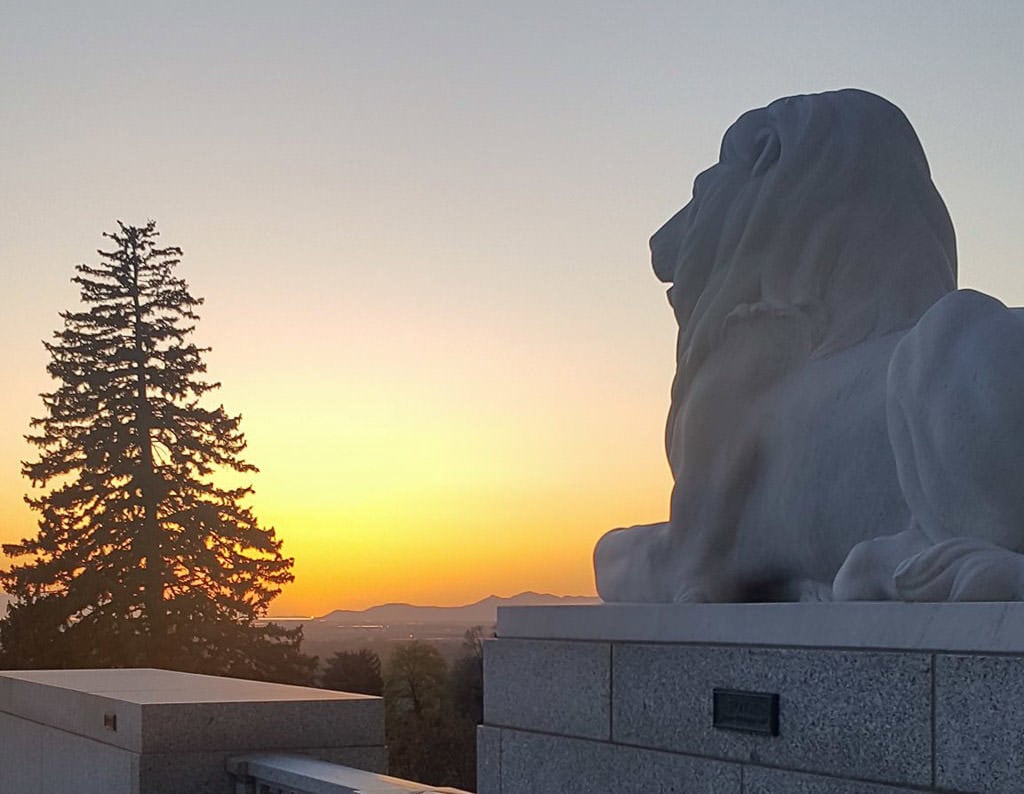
[496, 602, 1024, 652]
[227, 753, 469, 793]
[0, 668, 367, 704]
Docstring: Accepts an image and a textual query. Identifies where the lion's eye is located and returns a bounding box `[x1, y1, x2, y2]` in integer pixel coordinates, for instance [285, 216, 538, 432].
[751, 129, 781, 177]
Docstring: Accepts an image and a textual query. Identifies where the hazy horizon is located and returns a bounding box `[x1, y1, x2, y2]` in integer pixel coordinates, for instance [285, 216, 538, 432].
[3, 2, 1023, 615]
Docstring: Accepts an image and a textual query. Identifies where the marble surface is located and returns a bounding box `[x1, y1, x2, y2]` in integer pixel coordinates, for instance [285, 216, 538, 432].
[496, 602, 1024, 652]
[594, 88, 1024, 603]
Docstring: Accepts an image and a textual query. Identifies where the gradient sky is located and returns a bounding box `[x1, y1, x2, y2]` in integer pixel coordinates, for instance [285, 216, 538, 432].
[3, 1, 1023, 615]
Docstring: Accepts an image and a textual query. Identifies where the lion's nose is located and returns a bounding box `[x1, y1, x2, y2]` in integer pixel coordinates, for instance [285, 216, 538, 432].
[651, 203, 689, 282]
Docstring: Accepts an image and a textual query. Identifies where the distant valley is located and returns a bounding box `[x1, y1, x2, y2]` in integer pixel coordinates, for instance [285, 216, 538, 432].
[0, 590, 600, 662]
[289, 592, 601, 662]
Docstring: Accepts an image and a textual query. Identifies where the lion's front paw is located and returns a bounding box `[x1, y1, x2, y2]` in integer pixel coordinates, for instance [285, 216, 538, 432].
[833, 529, 931, 601]
[894, 538, 1024, 601]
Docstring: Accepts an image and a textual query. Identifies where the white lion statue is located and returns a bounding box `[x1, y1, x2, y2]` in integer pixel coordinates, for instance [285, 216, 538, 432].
[594, 88, 1024, 602]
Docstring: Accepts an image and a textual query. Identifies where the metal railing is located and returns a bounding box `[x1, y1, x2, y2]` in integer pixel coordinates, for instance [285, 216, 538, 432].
[227, 753, 470, 794]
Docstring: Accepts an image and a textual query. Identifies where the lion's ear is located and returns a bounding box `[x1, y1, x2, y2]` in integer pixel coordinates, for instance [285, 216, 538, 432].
[751, 129, 781, 177]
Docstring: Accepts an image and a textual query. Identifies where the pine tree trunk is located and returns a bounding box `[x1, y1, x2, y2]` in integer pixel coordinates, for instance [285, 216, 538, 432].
[130, 255, 165, 658]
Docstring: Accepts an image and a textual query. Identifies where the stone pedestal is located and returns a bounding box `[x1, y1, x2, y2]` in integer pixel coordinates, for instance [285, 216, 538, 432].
[0, 668, 385, 794]
[478, 603, 1024, 794]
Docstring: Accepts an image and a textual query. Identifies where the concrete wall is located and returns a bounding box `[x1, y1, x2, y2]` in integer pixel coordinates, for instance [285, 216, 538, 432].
[478, 603, 1024, 794]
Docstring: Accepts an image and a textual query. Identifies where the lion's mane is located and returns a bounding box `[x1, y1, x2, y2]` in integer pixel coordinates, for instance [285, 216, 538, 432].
[657, 89, 958, 386]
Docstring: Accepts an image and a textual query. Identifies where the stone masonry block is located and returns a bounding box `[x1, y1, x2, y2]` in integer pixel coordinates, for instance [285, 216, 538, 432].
[483, 639, 610, 740]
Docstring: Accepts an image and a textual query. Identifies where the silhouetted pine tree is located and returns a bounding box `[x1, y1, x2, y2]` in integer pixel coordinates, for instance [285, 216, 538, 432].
[1, 221, 313, 681]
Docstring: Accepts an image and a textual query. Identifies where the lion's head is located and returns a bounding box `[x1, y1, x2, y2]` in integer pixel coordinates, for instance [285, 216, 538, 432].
[653, 89, 957, 383]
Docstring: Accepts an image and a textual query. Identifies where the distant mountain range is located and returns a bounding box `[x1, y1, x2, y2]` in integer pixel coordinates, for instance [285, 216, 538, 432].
[317, 591, 600, 626]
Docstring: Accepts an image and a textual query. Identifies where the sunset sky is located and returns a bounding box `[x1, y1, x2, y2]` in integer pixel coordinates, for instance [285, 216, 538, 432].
[3, 2, 1023, 616]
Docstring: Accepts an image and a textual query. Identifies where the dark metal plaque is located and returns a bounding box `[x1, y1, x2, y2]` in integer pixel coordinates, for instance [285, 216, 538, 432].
[712, 688, 779, 736]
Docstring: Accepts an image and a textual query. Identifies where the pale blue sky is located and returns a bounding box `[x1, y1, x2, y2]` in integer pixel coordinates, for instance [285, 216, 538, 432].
[2, 1, 1023, 609]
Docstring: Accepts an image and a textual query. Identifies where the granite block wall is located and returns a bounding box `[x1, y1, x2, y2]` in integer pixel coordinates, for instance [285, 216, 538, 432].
[480, 630, 1024, 794]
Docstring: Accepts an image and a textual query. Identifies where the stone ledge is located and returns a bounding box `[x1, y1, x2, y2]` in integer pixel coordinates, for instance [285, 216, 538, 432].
[226, 753, 468, 793]
[497, 602, 1024, 652]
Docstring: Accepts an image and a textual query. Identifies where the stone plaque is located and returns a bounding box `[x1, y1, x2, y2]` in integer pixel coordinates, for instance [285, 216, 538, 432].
[712, 688, 779, 736]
